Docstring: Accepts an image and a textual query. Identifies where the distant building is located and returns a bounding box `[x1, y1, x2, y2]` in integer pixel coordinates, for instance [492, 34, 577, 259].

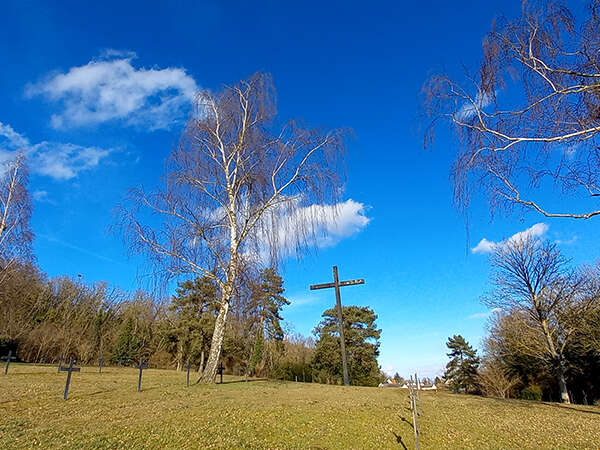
[378, 381, 437, 390]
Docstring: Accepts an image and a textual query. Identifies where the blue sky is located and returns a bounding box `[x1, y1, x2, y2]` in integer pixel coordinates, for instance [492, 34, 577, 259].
[2, 0, 599, 378]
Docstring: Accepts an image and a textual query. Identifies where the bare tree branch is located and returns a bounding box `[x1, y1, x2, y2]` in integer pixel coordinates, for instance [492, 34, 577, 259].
[423, 1, 600, 220]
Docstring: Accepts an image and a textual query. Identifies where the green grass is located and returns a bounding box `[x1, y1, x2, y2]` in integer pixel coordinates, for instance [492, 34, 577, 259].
[1, 363, 599, 449]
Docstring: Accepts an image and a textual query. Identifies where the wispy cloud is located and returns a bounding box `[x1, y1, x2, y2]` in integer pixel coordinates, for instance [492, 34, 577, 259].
[467, 307, 502, 320]
[472, 223, 549, 254]
[269, 199, 371, 256]
[456, 90, 495, 121]
[26, 50, 198, 130]
[0, 121, 111, 180]
[33, 190, 50, 202]
[0, 122, 30, 148]
[285, 293, 322, 309]
[555, 235, 578, 245]
[38, 233, 118, 264]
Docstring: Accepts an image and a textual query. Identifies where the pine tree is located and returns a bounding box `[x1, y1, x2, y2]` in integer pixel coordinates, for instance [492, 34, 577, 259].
[248, 268, 289, 372]
[169, 276, 218, 371]
[312, 306, 383, 386]
[112, 317, 139, 365]
[444, 334, 480, 393]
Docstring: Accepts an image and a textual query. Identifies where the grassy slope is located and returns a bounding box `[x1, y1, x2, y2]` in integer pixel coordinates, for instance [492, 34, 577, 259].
[1, 364, 599, 449]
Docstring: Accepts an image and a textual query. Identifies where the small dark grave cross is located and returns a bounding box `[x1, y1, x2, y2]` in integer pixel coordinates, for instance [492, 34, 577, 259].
[59, 357, 80, 400]
[99, 356, 104, 373]
[310, 265, 364, 387]
[186, 360, 191, 387]
[57, 356, 65, 373]
[135, 358, 148, 392]
[217, 362, 224, 384]
[2, 350, 16, 375]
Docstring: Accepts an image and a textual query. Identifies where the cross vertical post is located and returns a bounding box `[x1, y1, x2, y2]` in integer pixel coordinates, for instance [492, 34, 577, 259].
[332, 266, 350, 387]
[135, 358, 148, 392]
[217, 362, 224, 384]
[59, 357, 80, 400]
[186, 360, 191, 387]
[99, 356, 104, 373]
[2, 350, 16, 375]
[310, 265, 364, 387]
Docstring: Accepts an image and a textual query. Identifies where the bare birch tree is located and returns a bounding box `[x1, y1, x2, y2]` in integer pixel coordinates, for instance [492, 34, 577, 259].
[484, 234, 585, 403]
[423, 1, 600, 219]
[117, 73, 346, 382]
[0, 151, 33, 280]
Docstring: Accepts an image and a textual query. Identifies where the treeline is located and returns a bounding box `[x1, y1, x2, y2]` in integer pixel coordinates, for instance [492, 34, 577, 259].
[444, 235, 600, 405]
[0, 262, 383, 386]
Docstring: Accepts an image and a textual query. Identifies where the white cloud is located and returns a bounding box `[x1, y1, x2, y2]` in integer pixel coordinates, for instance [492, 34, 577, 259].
[25, 51, 198, 130]
[31, 142, 109, 180]
[471, 238, 496, 254]
[0, 122, 30, 148]
[467, 307, 502, 320]
[456, 90, 494, 121]
[472, 222, 549, 254]
[0, 121, 111, 180]
[32, 190, 49, 201]
[266, 199, 371, 258]
[555, 235, 578, 245]
[314, 199, 371, 245]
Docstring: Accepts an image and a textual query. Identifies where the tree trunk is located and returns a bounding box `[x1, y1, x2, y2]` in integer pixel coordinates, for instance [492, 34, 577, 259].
[541, 319, 571, 404]
[176, 342, 183, 371]
[198, 349, 205, 373]
[557, 371, 571, 404]
[199, 301, 230, 383]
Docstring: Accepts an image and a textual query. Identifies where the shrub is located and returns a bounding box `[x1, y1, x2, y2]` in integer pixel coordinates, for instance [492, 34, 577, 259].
[520, 384, 542, 401]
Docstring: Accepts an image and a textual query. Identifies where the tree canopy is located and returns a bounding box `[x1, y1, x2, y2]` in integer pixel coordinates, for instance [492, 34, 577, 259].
[312, 305, 383, 386]
[444, 334, 480, 394]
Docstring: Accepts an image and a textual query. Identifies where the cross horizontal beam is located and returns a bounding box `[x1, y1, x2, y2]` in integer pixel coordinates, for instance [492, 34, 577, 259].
[309, 279, 365, 290]
[59, 366, 80, 372]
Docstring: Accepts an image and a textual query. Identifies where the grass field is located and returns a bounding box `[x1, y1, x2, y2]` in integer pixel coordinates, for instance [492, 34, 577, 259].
[1, 363, 599, 449]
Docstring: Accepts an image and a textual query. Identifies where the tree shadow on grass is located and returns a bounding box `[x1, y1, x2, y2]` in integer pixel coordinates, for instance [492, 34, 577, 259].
[539, 402, 600, 416]
[220, 378, 269, 384]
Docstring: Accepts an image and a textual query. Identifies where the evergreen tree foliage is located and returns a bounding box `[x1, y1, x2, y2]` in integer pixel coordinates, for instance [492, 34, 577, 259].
[168, 276, 218, 370]
[251, 268, 289, 340]
[112, 317, 138, 365]
[111, 295, 155, 365]
[444, 334, 480, 393]
[312, 306, 383, 386]
[244, 268, 289, 373]
[393, 372, 404, 384]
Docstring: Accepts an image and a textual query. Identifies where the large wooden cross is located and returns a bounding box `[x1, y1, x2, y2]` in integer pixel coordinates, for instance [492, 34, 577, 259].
[310, 265, 364, 386]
